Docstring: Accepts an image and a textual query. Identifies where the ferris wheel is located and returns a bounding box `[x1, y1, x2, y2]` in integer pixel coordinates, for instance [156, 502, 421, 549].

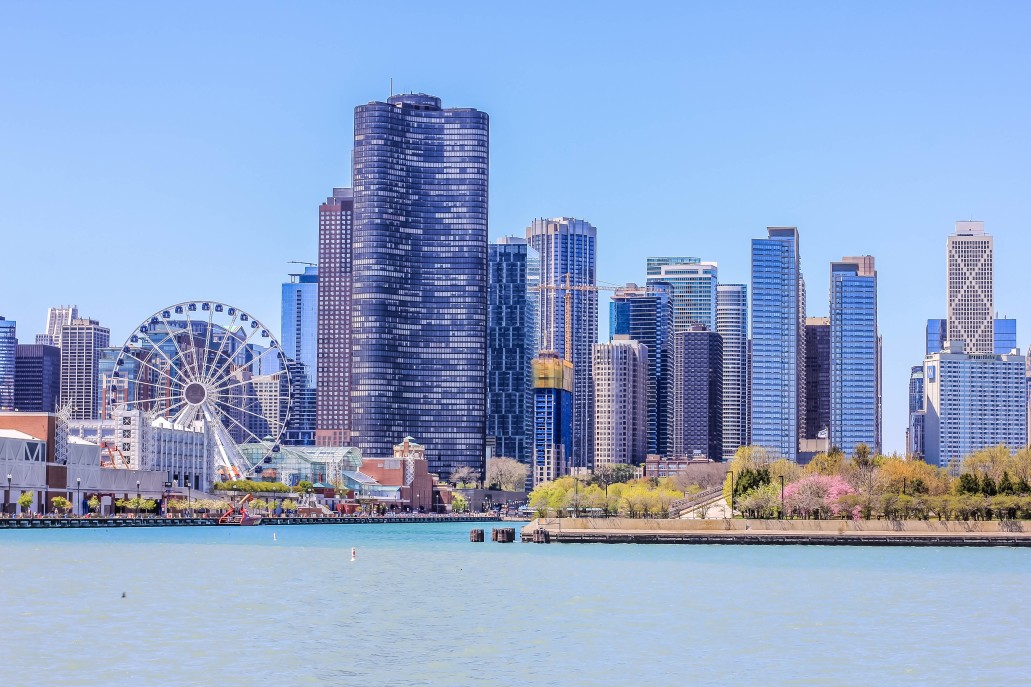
[109, 301, 291, 480]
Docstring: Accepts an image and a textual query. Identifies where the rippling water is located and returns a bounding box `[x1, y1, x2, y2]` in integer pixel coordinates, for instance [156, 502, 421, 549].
[1, 522, 1029, 685]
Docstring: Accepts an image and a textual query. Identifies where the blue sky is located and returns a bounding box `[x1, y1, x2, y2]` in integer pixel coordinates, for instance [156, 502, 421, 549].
[2, 1, 1030, 453]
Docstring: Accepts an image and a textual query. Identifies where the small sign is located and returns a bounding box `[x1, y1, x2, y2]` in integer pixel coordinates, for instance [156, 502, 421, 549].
[163, 481, 173, 488]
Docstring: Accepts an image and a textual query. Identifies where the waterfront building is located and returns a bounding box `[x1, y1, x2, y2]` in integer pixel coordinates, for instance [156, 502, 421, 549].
[926, 318, 946, 355]
[610, 282, 673, 456]
[14, 344, 60, 412]
[646, 257, 718, 332]
[946, 221, 994, 354]
[59, 318, 110, 420]
[908, 364, 926, 459]
[315, 188, 354, 447]
[716, 285, 748, 459]
[922, 341, 1027, 469]
[829, 256, 880, 455]
[35, 305, 78, 346]
[750, 227, 806, 461]
[351, 94, 489, 479]
[672, 326, 723, 460]
[994, 318, 1017, 354]
[282, 265, 318, 445]
[804, 317, 830, 441]
[0, 317, 15, 411]
[487, 237, 539, 465]
[527, 217, 597, 472]
[531, 353, 573, 485]
[592, 336, 649, 467]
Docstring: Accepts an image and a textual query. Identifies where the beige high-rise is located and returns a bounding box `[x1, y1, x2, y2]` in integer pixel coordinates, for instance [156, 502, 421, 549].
[946, 221, 993, 354]
[592, 336, 649, 467]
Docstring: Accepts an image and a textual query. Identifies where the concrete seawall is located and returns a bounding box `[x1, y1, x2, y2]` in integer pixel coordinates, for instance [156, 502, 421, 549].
[521, 518, 1031, 546]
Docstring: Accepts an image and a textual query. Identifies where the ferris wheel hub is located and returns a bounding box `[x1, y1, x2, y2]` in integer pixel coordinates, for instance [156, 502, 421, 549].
[184, 382, 208, 406]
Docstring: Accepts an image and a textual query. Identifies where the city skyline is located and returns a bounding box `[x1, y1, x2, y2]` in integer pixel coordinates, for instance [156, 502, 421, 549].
[5, 4, 1031, 454]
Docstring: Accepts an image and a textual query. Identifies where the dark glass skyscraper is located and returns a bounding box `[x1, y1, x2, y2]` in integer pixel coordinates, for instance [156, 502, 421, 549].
[804, 317, 830, 440]
[487, 237, 539, 464]
[926, 318, 946, 356]
[609, 282, 673, 456]
[672, 326, 723, 460]
[0, 317, 15, 411]
[351, 94, 489, 478]
[14, 344, 60, 412]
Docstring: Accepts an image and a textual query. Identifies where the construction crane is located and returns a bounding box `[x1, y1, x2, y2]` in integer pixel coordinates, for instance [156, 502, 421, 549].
[288, 260, 317, 267]
[531, 274, 620, 362]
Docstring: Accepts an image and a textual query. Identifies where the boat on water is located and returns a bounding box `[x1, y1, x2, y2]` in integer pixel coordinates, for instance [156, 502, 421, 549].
[218, 493, 263, 526]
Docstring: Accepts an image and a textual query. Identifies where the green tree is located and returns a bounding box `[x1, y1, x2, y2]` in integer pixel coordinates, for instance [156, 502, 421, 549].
[610, 464, 637, 484]
[998, 472, 1015, 495]
[451, 494, 469, 513]
[50, 496, 71, 514]
[957, 473, 980, 494]
[17, 491, 33, 513]
[87, 495, 101, 514]
[981, 475, 998, 496]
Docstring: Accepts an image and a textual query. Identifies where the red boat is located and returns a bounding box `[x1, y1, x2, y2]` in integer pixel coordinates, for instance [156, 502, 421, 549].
[218, 494, 263, 526]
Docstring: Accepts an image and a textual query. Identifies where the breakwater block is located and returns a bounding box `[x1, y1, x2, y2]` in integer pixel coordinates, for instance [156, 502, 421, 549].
[492, 527, 516, 543]
[532, 528, 551, 544]
[470, 528, 485, 542]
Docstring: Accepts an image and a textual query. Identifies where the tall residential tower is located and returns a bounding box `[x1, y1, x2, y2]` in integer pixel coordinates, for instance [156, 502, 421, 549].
[350, 94, 489, 478]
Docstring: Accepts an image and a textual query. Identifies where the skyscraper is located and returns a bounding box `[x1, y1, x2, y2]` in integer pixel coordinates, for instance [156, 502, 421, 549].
[716, 284, 748, 459]
[59, 318, 110, 419]
[829, 256, 880, 455]
[947, 221, 993, 354]
[351, 94, 489, 478]
[610, 282, 673, 456]
[14, 344, 60, 412]
[926, 318, 946, 355]
[487, 236, 539, 465]
[35, 305, 77, 346]
[315, 188, 354, 447]
[527, 217, 597, 472]
[532, 353, 573, 485]
[923, 342, 1027, 469]
[908, 364, 925, 459]
[592, 336, 649, 467]
[646, 257, 718, 332]
[0, 317, 16, 411]
[804, 317, 830, 441]
[282, 265, 318, 446]
[750, 227, 806, 461]
[994, 318, 1017, 355]
[672, 326, 723, 459]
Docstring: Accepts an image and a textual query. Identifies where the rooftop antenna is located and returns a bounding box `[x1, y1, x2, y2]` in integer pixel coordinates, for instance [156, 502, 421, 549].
[389, 77, 393, 98]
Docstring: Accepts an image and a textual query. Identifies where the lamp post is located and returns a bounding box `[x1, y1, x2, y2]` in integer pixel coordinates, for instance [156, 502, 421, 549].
[76, 477, 81, 517]
[5, 473, 10, 517]
[779, 475, 785, 519]
[135, 480, 141, 518]
[730, 471, 735, 517]
[187, 476, 192, 518]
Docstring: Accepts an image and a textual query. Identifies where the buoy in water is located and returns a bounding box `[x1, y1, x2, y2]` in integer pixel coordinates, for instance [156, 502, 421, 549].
[273, 531, 277, 541]
[351, 547, 357, 561]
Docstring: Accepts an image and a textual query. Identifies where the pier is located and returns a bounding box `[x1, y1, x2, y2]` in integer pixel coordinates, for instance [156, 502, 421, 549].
[0, 514, 501, 529]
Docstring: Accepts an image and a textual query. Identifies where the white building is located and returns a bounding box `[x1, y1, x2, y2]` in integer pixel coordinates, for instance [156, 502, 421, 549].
[68, 406, 211, 490]
[592, 336, 649, 467]
[59, 318, 110, 420]
[923, 341, 1027, 469]
[716, 284, 748, 459]
[946, 221, 994, 355]
[35, 305, 78, 346]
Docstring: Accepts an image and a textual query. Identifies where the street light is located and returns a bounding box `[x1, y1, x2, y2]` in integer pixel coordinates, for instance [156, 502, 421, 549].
[135, 480, 141, 518]
[76, 477, 81, 517]
[5, 473, 11, 517]
[779, 475, 785, 519]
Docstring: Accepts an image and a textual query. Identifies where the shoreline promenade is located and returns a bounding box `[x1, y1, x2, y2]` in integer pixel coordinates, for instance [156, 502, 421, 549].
[0, 514, 501, 529]
[522, 517, 1031, 546]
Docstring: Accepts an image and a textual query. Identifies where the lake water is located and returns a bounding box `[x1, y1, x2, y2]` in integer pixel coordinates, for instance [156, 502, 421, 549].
[1, 521, 1028, 686]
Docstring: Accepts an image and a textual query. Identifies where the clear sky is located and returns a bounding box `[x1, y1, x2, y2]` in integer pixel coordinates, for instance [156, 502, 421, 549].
[2, 1, 1030, 454]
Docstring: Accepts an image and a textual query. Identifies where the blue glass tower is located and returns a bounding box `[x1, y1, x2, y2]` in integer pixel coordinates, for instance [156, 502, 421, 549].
[750, 227, 806, 461]
[829, 256, 879, 455]
[282, 266, 318, 445]
[14, 344, 60, 412]
[609, 282, 673, 455]
[994, 318, 1017, 355]
[646, 257, 718, 333]
[926, 319, 946, 355]
[531, 354, 573, 485]
[0, 317, 17, 411]
[487, 237, 539, 465]
[351, 93, 489, 478]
